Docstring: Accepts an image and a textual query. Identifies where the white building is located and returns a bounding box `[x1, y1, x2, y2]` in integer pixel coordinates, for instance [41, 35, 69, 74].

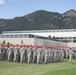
[1, 29, 76, 42]
[0, 29, 76, 47]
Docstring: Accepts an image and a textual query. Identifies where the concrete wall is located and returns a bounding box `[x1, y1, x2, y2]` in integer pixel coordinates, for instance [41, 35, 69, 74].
[34, 38, 43, 46]
[34, 38, 67, 47]
[0, 38, 34, 45]
[0, 38, 76, 47]
[67, 42, 76, 47]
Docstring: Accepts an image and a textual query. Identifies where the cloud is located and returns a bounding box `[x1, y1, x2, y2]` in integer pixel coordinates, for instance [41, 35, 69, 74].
[9, 0, 20, 2]
[0, 0, 5, 4]
[0, 0, 20, 4]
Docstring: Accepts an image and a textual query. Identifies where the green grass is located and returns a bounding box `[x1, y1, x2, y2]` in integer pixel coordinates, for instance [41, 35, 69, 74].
[0, 59, 76, 75]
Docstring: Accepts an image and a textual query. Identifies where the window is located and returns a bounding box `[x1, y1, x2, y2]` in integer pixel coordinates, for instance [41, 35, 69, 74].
[10, 35, 14, 38]
[29, 34, 34, 38]
[73, 37, 76, 40]
[2, 35, 5, 38]
[19, 34, 23, 38]
[6, 35, 9, 38]
[24, 34, 28, 38]
[15, 35, 18, 38]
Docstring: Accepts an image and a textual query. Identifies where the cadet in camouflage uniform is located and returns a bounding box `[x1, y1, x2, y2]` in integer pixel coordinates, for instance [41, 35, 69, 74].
[32, 46, 37, 63]
[65, 48, 69, 59]
[7, 45, 14, 62]
[13, 45, 20, 62]
[69, 48, 73, 63]
[27, 46, 33, 64]
[0, 45, 3, 60]
[37, 47, 43, 64]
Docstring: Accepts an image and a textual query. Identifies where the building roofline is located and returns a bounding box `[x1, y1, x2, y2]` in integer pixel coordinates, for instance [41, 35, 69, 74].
[2, 29, 76, 34]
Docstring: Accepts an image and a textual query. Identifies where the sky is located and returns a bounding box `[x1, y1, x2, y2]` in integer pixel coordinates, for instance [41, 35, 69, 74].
[0, 0, 76, 19]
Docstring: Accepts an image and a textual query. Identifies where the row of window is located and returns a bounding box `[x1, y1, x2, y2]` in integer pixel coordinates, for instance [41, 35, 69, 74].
[3, 29, 76, 34]
[56, 37, 76, 40]
[1, 34, 76, 40]
[0, 34, 51, 40]
[0, 34, 29, 38]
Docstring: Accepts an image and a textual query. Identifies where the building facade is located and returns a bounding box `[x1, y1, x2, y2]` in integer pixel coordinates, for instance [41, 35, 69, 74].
[1, 29, 76, 42]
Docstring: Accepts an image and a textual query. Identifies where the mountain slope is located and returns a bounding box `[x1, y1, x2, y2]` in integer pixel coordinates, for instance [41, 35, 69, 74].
[0, 9, 76, 33]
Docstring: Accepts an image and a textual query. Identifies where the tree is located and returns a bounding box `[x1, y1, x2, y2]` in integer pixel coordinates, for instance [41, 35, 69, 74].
[62, 40, 69, 43]
[52, 36, 56, 41]
[73, 40, 76, 43]
[2, 40, 6, 45]
[21, 40, 23, 45]
[48, 35, 51, 39]
[7, 42, 10, 46]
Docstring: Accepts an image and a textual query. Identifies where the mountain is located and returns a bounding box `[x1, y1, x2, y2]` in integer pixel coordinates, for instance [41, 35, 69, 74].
[62, 9, 76, 17]
[0, 9, 76, 33]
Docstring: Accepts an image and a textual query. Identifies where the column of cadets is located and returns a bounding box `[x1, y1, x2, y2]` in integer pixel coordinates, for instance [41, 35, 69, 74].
[0, 44, 75, 64]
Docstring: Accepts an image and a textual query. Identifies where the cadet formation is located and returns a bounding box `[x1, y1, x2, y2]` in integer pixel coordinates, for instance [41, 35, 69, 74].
[0, 44, 76, 64]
